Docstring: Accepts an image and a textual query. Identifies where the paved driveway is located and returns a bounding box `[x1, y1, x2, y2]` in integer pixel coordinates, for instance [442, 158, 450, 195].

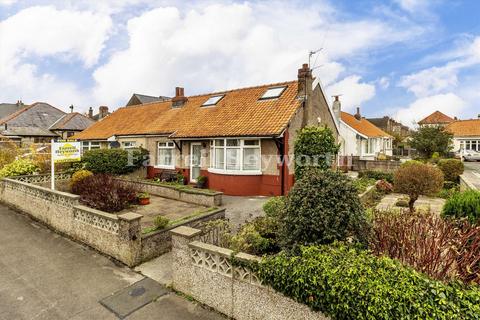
[463, 161, 480, 190]
[0, 205, 223, 320]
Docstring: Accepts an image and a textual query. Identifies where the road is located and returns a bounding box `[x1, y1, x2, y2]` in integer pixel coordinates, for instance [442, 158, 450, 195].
[0, 205, 224, 320]
[463, 161, 480, 190]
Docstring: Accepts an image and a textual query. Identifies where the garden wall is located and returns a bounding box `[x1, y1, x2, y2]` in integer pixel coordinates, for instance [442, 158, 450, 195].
[120, 178, 223, 206]
[170, 226, 329, 320]
[140, 208, 225, 263]
[0, 177, 224, 266]
[358, 185, 376, 205]
[0, 178, 142, 266]
[353, 158, 401, 172]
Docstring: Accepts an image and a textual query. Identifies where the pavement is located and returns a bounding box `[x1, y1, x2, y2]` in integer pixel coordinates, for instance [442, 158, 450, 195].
[463, 161, 480, 190]
[0, 205, 224, 320]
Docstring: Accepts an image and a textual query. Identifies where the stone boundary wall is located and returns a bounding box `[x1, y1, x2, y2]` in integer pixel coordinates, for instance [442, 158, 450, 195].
[140, 208, 225, 263]
[358, 185, 376, 205]
[353, 159, 401, 173]
[120, 179, 223, 207]
[170, 226, 329, 320]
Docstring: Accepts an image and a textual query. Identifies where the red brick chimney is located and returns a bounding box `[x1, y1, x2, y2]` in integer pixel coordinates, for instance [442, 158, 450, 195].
[172, 87, 188, 108]
[99, 106, 109, 119]
[297, 63, 313, 98]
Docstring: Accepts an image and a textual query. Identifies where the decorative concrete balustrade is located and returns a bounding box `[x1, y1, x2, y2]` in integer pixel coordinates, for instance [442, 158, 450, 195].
[170, 226, 328, 320]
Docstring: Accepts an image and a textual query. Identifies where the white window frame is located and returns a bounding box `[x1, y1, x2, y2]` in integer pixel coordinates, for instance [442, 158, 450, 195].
[81, 141, 101, 154]
[121, 141, 137, 149]
[156, 141, 175, 169]
[208, 138, 262, 175]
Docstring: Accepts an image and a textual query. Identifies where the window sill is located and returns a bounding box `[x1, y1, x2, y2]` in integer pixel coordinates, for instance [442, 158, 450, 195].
[154, 165, 175, 170]
[207, 168, 262, 176]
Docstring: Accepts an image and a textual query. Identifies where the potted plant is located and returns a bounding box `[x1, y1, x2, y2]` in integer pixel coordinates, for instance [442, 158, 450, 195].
[196, 175, 207, 188]
[137, 192, 150, 205]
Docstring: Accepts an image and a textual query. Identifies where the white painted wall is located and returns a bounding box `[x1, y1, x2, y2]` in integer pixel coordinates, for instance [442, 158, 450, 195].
[339, 121, 393, 159]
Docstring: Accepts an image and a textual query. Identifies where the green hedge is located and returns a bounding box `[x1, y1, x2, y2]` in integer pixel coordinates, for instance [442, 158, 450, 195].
[442, 190, 480, 223]
[82, 148, 148, 174]
[358, 170, 394, 183]
[255, 244, 480, 320]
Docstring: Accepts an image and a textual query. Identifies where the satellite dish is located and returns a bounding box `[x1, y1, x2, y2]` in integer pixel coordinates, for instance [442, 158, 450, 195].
[110, 141, 121, 148]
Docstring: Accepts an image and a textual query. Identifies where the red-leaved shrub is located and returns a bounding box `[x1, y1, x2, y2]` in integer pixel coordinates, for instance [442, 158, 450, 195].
[71, 174, 137, 213]
[370, 210, 480, 284]
[375, 179, 393, 194]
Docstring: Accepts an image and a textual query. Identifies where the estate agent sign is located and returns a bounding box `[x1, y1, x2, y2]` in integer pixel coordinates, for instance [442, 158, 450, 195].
[51, 140, 81, 190]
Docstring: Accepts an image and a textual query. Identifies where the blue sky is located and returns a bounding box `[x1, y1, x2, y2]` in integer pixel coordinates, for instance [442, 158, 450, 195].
[0, 0, 479, 126]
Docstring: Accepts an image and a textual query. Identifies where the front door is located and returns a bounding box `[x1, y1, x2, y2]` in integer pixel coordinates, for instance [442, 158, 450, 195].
[190, 143, 202, 183]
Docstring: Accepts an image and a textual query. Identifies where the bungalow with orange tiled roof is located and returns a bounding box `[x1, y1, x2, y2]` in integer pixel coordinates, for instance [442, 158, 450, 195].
[334, 99, 393, 160]
[445, 117, 480, 158]
[418, 110, 455, 128]
[74, 64, 339, 196]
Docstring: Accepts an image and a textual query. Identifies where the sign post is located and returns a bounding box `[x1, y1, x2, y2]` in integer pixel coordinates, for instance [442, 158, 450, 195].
[51, 140, 81, 190]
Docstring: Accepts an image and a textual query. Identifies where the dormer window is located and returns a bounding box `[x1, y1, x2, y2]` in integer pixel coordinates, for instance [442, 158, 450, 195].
[202, 95, 224, 107]
[259, 86, 287, 100]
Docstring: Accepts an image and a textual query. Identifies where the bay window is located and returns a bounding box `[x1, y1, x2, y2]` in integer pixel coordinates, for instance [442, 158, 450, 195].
[81, 141, 100, 154]
[210, 139, 261, 173]
[157, 142, 175, 168]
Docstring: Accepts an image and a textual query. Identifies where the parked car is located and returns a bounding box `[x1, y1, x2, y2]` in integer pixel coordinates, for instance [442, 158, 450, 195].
[462, 150, 480, 161]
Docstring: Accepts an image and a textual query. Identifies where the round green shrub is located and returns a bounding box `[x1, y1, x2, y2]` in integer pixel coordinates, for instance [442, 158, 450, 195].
[153, 216, 169, 230]
[0, 159, 39, 178]
[437, 159, 464, 182]
[279, 170, 370, 248]
[294, 126, 339, 180]
[442, 190, 480, 223]
[256, 244, 480, 319]
[262, 196, 286, 218]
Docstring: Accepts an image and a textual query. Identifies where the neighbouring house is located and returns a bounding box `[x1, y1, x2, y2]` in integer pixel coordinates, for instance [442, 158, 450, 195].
[418, 110, 455, 128]
[0, 102, 94, 145]
[73, 63, 339, 196]
[336, 101, 393, 160]
[126, 93, 170, 106]
[0, 101, 25, 119]
[49, 112, 95, 139]
[446, 117, 480, 155]
[367, 116, 410, 137]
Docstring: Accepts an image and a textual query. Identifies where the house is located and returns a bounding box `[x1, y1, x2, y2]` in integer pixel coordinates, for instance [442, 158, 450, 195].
[418, 110, 455, 127]
[74, 63, 339, 196]
[335, 100, 393, 160]
[0, 101, 25, 119]
[49, 112, 95, 139]
[126, 93, 170, 106]
[86, 106, 111, 121]
[0, 102, 94, 145]
[367, 116, 410, 137]
[445, 117, 480, 156]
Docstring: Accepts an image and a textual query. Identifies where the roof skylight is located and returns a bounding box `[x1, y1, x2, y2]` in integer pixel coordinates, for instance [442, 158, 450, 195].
[259, 86, 287, 100]
[202, 95, 224, 106]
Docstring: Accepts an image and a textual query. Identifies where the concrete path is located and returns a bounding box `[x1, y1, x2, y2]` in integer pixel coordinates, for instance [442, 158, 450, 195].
[0, 205, 224, 320]
[463, 162, 480, 190]
[376, 193, 445, 213]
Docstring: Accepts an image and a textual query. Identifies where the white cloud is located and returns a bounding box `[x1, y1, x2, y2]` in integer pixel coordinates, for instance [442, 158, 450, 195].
[378, 76, 390, 89]
[0, 0, 16, 5]
[326, 75, 376, 112]
[394, 93, 466, 126]
[0, 6, 112, 108]
[92, 2, 420, 107]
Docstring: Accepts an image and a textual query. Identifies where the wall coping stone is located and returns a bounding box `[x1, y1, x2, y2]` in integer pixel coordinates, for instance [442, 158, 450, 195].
[74, 205, 119, 221]
[170, 226, 202, 238]
[121, 178, 223, 196]
[118, 212, 143, 221]
[460, 174, 478, 191]
[3, 178, 80, 200]
[189, 240, 233, 258]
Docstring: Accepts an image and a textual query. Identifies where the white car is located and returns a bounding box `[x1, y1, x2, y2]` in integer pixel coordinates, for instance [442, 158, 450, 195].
[463, 150, 480, 162]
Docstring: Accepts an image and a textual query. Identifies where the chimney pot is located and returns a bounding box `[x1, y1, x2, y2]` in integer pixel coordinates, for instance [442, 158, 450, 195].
[354, 107, 361, 120]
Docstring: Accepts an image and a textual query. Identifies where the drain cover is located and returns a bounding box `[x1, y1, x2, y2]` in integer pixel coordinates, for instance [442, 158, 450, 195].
[100, 277, 168, 318]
